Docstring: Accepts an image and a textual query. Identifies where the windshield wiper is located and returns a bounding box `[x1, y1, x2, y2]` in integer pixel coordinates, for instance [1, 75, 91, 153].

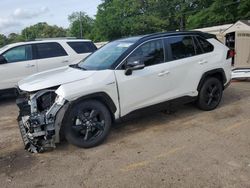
[69, 64, 86, 70]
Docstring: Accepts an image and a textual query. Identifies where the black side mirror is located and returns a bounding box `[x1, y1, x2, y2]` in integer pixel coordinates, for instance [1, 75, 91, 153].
[125, 59, 145, 76]
[0, 55, 7, 64]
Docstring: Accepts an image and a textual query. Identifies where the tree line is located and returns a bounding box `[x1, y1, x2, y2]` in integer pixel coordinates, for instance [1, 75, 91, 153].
[0, 0, 249, 47]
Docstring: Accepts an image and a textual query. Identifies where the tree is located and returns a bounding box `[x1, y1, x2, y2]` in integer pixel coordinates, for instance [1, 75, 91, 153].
[0, 34, 8, 48]
[68, 12, 94, 39]
[187, 0, 249, 29]
[93, 0, 168, 41]
[91, 0, 215, 41]
[7, 33, 24, 44]
[237, 0, 250, 20]
[21, 22, 67, 40]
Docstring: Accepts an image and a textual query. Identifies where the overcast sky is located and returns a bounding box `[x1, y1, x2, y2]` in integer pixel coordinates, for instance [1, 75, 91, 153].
[0, 0, 102, 35]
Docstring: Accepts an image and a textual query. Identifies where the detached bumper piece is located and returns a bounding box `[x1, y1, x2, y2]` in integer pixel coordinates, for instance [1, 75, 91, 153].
[16, 90, 64, 153]
[232, 68, 250, 80]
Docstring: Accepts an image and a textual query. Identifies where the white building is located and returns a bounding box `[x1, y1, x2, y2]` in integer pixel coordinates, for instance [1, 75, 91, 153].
[195, 20, 250, 68]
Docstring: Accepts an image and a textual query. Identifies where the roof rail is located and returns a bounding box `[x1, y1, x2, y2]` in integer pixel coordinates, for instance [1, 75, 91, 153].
[35, 37, 78, 41]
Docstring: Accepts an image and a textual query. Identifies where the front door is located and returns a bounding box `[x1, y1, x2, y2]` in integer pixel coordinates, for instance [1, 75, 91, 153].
[0, 44, 37, 90]
[115, 39, 172, 116]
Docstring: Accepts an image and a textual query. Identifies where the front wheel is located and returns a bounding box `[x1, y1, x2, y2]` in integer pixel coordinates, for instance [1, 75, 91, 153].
[63, 100, 112, 148]
[197, 77, 223, 111]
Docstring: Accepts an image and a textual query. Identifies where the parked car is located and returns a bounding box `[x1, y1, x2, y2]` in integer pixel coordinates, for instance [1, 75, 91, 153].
[0, 38, 97, 95]
[16, 31, 232, 153]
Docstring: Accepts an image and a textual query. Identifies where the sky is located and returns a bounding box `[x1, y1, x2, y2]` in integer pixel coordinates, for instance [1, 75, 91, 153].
[0, 0, 102, 35]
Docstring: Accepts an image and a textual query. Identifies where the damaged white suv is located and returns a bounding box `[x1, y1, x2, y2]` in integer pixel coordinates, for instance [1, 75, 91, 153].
[17, 31, 232, 153]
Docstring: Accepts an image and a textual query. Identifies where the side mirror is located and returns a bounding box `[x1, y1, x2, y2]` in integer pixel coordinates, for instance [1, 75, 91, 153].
[125, 59, 145, 76]
[0, 55, 7, 64]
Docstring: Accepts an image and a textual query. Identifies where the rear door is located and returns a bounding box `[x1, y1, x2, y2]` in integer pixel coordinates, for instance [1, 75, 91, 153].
[160, 35, 202, 98]
[0, 44, 37, 89]
[34, 42, 70, 72]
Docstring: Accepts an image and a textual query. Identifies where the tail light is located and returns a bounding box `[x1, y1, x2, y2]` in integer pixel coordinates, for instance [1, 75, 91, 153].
[227, 49, 235, 59]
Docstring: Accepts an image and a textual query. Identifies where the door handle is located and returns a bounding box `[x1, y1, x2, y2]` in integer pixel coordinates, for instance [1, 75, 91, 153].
[61, 60, 69, 63]
[25, 64, 35, 68]
[198, 60, 208, 65]
[158, 70, 170, 77]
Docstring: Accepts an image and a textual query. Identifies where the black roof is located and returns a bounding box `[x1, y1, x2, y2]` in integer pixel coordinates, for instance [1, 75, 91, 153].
[144, 31, 215, 39]
[117, 31, 216, 43]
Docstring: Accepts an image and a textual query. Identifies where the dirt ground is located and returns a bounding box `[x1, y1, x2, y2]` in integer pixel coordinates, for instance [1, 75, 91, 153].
[0, 82, 250, 188]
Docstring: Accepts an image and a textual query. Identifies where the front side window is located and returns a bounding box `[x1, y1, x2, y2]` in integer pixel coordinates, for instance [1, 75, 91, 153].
[196, 36, 214, 53]
[127, 39, 164, 67]
[35, 42, 67, 59]
[168, 36, 195, 60]
[3, 45, 32, 63]
[67, 42, 97, 54]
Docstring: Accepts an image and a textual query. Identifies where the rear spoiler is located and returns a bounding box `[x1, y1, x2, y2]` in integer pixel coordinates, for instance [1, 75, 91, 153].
[191, 31, 218, 40]
[200, 33, 217, 40]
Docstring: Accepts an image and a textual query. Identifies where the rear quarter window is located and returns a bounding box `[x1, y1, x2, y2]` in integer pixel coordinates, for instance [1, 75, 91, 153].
[167, 36, 196, 60]
[67, 42, 97, 54]
[196, 36, 214, 53]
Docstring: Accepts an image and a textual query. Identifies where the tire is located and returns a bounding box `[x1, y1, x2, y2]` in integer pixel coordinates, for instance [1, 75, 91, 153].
[63, 100, 112, 148]
[197, 77, 223, 111]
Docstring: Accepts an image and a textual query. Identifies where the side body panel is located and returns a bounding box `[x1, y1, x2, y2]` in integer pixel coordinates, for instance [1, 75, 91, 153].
[115, 38, 231, 117]
[55, 70, 120, 119]
[0, 59, 37, 90]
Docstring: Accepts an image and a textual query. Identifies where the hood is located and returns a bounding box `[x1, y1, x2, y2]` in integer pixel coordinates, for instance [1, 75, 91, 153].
[19, 66, 96, 92]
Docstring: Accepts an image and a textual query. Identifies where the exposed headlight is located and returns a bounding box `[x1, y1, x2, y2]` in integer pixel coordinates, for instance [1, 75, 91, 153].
[36, 91, 57, 112]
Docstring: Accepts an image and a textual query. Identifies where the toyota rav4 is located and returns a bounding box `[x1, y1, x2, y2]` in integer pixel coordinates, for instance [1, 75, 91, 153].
[16, 31, 232, 153]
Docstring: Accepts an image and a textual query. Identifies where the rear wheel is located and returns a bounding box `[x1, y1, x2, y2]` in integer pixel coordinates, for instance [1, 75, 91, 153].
[63, 100, 112, 148]
[197, 77, 223, 111]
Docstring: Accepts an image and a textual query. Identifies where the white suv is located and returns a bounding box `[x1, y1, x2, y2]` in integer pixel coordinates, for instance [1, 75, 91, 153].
[16, 31, 232, 153]
[0, 39, 97, 94]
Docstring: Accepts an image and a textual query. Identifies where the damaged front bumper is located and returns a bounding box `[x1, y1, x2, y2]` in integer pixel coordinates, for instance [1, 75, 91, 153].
[16, 90, 66, 153]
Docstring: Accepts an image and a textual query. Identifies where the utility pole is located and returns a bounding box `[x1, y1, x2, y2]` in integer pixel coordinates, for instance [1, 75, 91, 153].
[25, 30, 28, 41]
[79, 11, 83, 38]
[180, 15, 185, 31]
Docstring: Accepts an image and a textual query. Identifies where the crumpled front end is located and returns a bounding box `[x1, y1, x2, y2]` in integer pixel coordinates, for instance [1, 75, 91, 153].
[16, 89, 66, 153]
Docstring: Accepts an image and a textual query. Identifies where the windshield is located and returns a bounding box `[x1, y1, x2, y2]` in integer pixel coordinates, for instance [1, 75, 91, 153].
[78, 41, 134, 70]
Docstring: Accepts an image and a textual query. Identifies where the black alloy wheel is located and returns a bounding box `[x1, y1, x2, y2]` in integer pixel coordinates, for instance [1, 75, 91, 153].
[63, 100, 112, 148]
[197, 77, 223, 111]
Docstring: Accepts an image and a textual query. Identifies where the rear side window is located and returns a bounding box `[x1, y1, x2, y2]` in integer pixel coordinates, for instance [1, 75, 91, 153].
[196, 36, 214, 53]
[127, 39, 164, 67]
[67, 42, 97, 54]
[34, 42, 67, 59]
[3, 45, 32, 63]
[167, 36, 195, 60]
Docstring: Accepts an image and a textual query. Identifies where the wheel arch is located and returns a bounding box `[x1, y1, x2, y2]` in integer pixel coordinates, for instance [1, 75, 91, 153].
[55, 92, 117, 143]
[197, 68, 227, 92]
[70, 92, 117, 120]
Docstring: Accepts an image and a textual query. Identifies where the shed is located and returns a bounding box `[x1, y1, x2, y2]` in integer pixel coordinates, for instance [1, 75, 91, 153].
[195, 24, 233, 42]
[224, 20, 250, 68]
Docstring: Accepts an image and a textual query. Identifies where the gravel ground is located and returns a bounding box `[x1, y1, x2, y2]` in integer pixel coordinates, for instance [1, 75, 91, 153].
[0, 82, 250, 188]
